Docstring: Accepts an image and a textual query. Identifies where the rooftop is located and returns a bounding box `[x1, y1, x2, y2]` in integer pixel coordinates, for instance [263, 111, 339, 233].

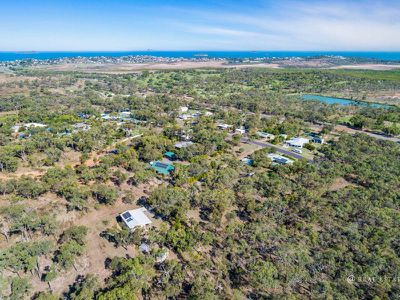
[120, 208, 152, 230]
[164, 151, 176, 159]
[175, 141, 194, 149]
[150, 161, 175, 175]
[267, 153, 294, 165]
[257, 131, 275, 139]
[286, 137, 309, 147]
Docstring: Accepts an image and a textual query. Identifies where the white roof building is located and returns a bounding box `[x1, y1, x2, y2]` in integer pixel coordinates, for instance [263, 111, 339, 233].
[286, 137, 309, 148]
[175, 141, 194, 149]
[101, 113, 112, 120]
[178, 114, 192, 120]
[139, 243, 151, 253]
[25, 123, 47, 128]
[257, 132, 275, 140]
[72, 123, 91, 131]
[156, 250, 169, 263]
[267, 153, 294, 165]
[13, 123, 47, 133]
[120, 208, 152, 230]
[217, 123, 233, 130]
[235, 127, 247, 134]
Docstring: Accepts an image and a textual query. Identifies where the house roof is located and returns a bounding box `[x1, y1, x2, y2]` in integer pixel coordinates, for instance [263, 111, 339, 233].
[217, 123, 232, 129]
[174, 141, 194, 149]
[164, 151, 176, 158]
[139, 243, 151, 253]
[257, 131, 275, 138]
[120, 208, 152, 230]
[286, 137, 309, 147]
[241, 157, 254, 165]
[150, 161, 175, 175]
[267, 153, 294, 165]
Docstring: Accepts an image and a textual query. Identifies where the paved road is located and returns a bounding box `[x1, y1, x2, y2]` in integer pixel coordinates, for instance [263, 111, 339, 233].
[240, 138, 313, 162]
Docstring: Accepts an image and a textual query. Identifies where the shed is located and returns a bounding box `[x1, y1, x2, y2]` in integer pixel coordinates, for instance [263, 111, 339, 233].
[139, 243, 151, 253]
[241, 157, 254, 166]
[164, 151, 176, 160]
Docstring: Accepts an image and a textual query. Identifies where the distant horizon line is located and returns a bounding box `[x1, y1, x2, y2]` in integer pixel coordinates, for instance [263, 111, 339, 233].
[2, 50, 400, 53]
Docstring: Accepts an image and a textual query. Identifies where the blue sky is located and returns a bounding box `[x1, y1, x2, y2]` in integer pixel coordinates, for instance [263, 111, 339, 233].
[1, 0, 400, 51]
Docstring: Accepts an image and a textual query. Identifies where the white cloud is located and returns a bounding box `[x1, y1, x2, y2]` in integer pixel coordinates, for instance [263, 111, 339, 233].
[170, 0, 400, 50]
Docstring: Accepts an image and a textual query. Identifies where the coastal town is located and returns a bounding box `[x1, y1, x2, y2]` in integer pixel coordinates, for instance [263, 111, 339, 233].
[2, 53, 400, 72]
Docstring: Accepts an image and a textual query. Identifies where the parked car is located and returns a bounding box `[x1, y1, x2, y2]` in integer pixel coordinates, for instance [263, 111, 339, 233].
[292, 148, 302, 154]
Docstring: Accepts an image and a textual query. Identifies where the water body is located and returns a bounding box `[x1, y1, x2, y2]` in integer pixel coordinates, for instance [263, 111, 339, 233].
[301, 94, 391, 109]
[1, 51, 400, 62]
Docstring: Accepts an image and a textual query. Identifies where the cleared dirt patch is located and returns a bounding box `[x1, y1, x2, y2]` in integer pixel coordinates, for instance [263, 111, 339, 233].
[328, 177, 353, 191]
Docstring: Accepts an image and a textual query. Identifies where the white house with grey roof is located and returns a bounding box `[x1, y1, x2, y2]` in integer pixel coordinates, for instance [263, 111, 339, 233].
[120, 208, 152, 230]
[175, 141, 194, 149]
[286, 137, 309, 148]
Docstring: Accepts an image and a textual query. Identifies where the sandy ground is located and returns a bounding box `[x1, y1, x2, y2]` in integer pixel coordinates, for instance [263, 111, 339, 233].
[32, 61, 281, 73]
[233, 142, 262, 159]
[328, 177, 353, 191]
[29, 60, 400, 73]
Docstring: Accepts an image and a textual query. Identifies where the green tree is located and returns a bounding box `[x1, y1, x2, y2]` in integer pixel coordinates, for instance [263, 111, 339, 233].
[92, 184, 118, 205]
[67, 274, 99, 300]
[10, 277, 31, 300]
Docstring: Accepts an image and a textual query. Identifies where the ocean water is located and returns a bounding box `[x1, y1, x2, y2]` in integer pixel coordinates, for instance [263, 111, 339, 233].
[1, 51, 400, 62]
[302, 94, 391, 109]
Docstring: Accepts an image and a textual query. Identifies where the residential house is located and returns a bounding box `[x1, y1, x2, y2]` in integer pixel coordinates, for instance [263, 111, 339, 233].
[235, 127, 247, 135]
[120, 208, 152, 230]
[257, 131, 275, 140]
[175, 141, 194, 149]
[178, 114, 192, 120]
[267, 153, 294, 165]
[311, 136, 325, 144]
[217, 123, 233, 130]
[150, 161, 175, 175]
[72, 123, 91, 132]
[286, 137, 309, 148]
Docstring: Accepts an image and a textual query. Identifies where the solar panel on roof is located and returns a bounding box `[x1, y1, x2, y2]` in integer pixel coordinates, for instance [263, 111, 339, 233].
[155, 162, 169, 169]
[122, 212, 132, 219]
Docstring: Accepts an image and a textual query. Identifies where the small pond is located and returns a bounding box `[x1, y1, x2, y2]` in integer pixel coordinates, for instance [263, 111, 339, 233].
[301, 94, 391, 109]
